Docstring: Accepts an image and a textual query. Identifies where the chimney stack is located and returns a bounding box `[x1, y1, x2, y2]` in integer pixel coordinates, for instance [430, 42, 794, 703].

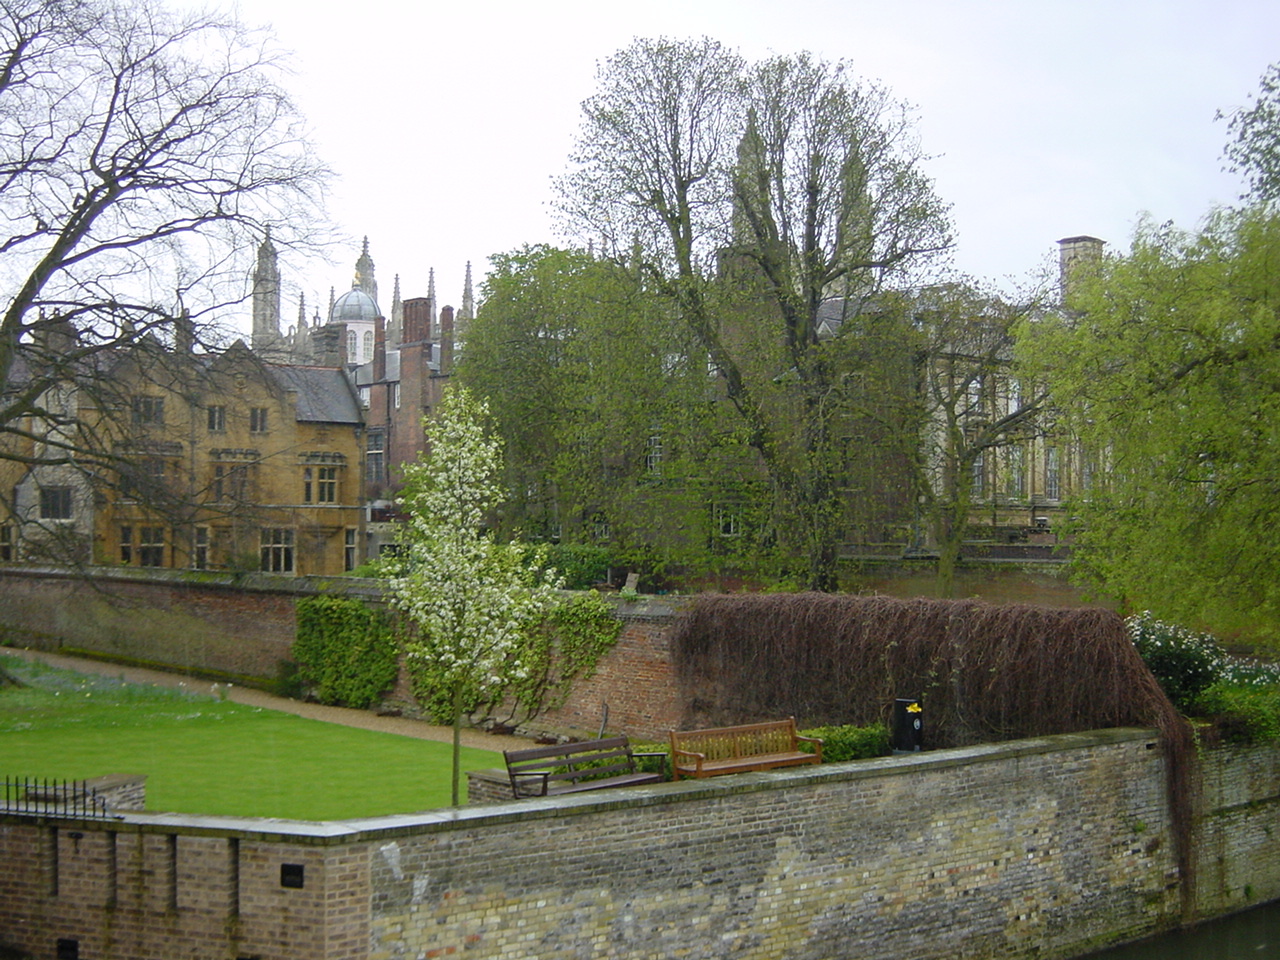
[1057, 236, 1105, 305]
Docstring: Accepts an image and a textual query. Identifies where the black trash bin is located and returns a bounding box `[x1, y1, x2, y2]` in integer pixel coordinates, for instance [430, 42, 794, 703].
[892, 698, 923, 752]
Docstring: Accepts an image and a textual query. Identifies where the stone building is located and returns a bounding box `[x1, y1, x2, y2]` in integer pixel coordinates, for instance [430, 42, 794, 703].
[2, 335, 366, 576]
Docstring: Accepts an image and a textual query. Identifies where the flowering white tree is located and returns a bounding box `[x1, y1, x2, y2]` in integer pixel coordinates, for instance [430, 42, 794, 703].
[391, 386, 562, 806]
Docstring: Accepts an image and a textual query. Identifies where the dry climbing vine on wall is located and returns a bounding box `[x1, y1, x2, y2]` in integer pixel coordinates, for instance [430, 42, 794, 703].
[668, 593, 1198, 912]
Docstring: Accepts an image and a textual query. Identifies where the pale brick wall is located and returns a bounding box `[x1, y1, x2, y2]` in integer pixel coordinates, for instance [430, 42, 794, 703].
[9, 729, 1280, 960]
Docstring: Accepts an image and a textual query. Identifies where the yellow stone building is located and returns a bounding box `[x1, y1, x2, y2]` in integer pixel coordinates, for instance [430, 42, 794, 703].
[3, 339, 365, 576]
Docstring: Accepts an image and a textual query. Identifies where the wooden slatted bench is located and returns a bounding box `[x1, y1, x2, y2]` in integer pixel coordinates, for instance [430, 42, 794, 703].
[503, 736, 666, 799]
[669, 718, 822, 780]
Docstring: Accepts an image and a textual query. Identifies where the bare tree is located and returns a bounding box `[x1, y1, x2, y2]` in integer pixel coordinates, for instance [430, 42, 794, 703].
[0, 0, 327, 559]
[900, 284, 1049, 596]
[560, 39, 951, 590]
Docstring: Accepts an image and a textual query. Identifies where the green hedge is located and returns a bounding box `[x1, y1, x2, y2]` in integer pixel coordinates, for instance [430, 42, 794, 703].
[1194, 682, 1280, 744]
[293, 596, 399, 709]
[799, 723, 891, 762]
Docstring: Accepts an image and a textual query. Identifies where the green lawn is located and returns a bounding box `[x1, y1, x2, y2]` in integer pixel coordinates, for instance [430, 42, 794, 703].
[0, 655, 504, 820]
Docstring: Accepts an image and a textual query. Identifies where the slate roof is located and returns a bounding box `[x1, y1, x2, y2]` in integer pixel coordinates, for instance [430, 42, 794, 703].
[268, 364, 362, 424]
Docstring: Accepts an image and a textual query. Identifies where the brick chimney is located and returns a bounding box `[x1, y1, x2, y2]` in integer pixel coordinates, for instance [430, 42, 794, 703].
[440, 305, 454, 373]
[402, 297, 433, 345]
[373, 315, 386, 382]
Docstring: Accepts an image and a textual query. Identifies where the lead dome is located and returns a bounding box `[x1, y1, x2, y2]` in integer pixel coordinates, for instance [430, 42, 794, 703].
[331, 287, 380, 323]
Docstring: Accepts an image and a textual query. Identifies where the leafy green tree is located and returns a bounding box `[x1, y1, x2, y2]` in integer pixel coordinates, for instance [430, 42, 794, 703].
[459, 244, 762, 585]
[1018, 209, 1280, 642]
[390, 386, 562, 805]
[558, 39, 951, 590]
[1222, 62, 1280, 203]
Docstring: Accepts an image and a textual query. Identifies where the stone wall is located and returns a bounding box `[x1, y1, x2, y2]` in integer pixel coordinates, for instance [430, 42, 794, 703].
[4, 730, 1279, 960]
[1196, 739, 1280, 911]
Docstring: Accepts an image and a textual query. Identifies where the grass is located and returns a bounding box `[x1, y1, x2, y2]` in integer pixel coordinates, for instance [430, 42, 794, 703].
[0, 655, 505, 820]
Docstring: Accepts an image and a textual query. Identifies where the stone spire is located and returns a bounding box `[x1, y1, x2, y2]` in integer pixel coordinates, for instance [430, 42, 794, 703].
[390, 273, 403, 348]
[251, 228, 281, 353]
[354, 236, 378, 303]
[461, 261, 475, 322]
[426, 268, 438, 329]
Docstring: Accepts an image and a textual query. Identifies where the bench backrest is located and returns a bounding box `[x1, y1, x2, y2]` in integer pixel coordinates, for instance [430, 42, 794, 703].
[670, 719, 800, 760]
[504, 736, 637, 788]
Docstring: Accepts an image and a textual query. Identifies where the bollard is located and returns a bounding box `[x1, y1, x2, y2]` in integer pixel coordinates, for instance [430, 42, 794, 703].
[892, 698, 923, 752]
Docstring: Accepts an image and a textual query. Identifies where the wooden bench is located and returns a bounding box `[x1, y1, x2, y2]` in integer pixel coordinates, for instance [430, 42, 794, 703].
[503, 736, 666, 799]
[669, 718, 822, 780]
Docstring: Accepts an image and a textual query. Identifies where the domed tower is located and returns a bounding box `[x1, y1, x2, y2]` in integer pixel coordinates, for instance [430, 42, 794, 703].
[330, 285, 382, 366]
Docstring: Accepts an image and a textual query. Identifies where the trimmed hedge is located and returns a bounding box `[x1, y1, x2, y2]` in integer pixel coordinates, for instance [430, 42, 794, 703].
[799, 723, 891, 762]
[293, 596, 399, 709]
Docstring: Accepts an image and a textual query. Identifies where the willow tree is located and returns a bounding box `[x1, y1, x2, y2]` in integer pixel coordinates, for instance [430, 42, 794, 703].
[559, 39, 951, 590]
[1018, 209, 1280, 641]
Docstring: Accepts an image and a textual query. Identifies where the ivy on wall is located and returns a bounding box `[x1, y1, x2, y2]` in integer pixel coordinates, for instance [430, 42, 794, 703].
[406, 592, 622, 726]
[293, 596, 399, 709]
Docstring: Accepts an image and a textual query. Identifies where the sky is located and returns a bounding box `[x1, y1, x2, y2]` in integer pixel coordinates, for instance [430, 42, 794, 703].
[227, 0, 1277, 328]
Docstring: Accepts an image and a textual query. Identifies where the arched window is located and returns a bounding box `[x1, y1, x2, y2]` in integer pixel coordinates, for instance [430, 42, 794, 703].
[346, 330, 357, 359]
[363, 330, 374, 360]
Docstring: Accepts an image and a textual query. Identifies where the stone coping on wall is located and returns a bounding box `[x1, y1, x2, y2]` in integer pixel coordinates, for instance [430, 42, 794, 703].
[0, 563, 388, 599]
[0, 565, 687, 614]
[0, 727, 1159, 845]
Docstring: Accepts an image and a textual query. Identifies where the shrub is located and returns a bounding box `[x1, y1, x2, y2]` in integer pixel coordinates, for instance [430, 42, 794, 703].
[1194, 682, 1280, 744]
[1126, 611, 1225, 712]
[799, 723, 891, 762]
[293, 596, 399, 709]
[630, 740, 668, 776]
[545, 544, 613, 590]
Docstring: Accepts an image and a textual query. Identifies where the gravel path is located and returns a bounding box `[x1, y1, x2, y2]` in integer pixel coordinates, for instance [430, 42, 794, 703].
[2, 647, 532, 754]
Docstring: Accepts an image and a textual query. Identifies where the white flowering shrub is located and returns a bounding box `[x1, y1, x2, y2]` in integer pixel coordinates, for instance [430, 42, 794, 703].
[1126, 611, 1225, 711]
[1127, 611, 1280, 716]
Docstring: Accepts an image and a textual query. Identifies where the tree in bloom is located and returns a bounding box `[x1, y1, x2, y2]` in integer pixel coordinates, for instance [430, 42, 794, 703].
[391, 386, 562, 806]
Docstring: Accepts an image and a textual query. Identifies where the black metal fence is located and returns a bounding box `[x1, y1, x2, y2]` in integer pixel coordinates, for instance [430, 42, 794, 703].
[1, 777, 113, 819]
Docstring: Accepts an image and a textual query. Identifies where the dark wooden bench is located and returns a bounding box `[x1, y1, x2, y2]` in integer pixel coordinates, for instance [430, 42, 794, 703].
[503, 736, 666, 799]
[669, 718, 822, 780]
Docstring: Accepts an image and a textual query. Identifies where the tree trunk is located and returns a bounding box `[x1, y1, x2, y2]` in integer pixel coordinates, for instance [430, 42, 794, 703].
[451, 683, 464, 808]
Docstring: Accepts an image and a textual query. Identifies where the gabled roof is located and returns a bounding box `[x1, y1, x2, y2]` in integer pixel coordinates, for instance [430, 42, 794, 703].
[268, 365, 362, 424]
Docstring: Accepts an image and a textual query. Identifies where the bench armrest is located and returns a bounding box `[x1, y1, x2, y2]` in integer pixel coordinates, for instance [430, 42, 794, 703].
[671, 747, 706, 774]
[632, 751, 668, 778]
[509, 770, 551, 798]
[797, 735, 823, 763]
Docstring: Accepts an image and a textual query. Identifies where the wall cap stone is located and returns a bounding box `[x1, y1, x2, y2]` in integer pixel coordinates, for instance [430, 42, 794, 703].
[0, 727, 1160, 843]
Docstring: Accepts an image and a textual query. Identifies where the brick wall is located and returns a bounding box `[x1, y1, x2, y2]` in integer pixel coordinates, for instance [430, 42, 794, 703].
[0, 568, 681, 736]
[4, 730, 1280, 960]
[1196, 739, 1280, 911]
[532, 598, 684, 740]
[0, 567, 384, 684]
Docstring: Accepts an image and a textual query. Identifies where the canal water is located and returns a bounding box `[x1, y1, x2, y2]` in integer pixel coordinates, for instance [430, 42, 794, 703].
[1079, 900, 1280, 958]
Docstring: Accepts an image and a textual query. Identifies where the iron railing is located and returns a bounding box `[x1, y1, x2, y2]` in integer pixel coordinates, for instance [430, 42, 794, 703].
[1, 777, 114, 819]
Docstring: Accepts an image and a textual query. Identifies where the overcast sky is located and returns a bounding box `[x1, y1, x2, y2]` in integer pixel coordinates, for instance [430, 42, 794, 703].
[230, 0, 1275, 329]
